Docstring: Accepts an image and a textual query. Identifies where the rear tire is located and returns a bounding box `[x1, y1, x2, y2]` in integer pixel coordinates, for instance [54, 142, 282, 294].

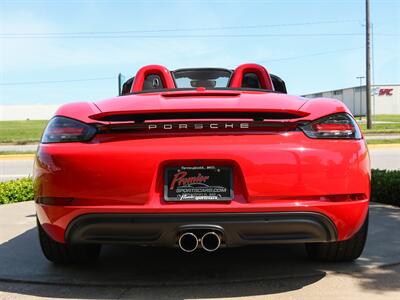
[306, 213, 368, 262]
[37, 218, 101, 264]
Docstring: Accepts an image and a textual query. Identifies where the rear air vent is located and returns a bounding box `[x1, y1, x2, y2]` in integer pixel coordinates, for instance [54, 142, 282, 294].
[92, 111, 306, 122]
[161, 91, 241, 98]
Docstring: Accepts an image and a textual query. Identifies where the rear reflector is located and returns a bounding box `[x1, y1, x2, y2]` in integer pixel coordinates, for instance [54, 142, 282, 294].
[325, 194, 368, 202]
[37, 197, 74, 205]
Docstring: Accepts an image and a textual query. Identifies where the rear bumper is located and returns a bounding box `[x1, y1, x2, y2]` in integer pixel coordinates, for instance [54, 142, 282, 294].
[65, 212, 338, 247]
[36, 199, 368, 244]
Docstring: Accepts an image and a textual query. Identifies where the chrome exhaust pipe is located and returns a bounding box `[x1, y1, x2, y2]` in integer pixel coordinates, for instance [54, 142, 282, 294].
[178, 232, 199, 253]
[201, 232, 221, 252]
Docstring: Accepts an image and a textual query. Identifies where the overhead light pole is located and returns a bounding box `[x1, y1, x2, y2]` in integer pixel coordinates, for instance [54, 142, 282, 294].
[118, 73, 124, 96]
[365, 0, 372, 128]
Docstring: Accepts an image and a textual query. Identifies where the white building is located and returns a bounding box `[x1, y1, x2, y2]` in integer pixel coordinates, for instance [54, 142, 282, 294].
[0, 104, 59, 121]
[1, 84, 399, 121]
[303, 84, 400, 116]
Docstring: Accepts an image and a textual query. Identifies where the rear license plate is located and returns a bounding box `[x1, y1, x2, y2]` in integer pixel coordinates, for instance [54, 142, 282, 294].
[164, 166, 233, 201]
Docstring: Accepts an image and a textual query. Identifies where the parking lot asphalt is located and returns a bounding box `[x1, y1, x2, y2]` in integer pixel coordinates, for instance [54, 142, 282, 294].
[0, 201, 399, 299]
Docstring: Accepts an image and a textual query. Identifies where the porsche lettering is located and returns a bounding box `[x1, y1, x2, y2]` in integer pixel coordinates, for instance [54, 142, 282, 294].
[147, 123, 250, 130]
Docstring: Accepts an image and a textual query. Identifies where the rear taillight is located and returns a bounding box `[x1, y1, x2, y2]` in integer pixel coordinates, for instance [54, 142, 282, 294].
[41, 117, 97, 143]
[300, 113, 362, 139]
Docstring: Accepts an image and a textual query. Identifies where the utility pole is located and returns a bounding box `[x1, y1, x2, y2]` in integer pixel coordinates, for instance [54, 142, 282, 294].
[371, 23, 376, 119]
[366, 0, 372, 129]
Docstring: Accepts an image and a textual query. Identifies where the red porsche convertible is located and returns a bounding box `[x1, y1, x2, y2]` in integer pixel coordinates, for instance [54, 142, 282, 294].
[34, 64, 370, 264]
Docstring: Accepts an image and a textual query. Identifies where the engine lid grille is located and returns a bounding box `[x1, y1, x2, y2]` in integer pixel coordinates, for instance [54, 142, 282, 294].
[92, 111, 307, 122]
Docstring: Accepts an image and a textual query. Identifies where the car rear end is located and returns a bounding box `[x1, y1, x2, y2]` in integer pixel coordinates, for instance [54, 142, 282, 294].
[34, 90, 370, 262]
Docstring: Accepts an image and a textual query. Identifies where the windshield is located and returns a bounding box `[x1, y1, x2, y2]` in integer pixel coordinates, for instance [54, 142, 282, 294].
[172, 68, 232, 88]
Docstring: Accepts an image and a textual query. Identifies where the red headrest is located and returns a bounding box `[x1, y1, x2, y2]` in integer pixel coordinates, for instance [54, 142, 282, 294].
[229, 63, 274, 90]
[131, 65, 176, 92]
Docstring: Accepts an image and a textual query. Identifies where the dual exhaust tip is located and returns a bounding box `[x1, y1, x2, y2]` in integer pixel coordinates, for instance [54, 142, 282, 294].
[178, 231, 221, 253]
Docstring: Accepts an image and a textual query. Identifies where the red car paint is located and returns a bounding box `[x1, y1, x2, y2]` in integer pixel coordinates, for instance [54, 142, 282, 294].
[34, 64, 370, 247]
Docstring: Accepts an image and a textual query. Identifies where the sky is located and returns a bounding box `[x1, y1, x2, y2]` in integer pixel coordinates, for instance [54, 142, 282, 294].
[0, 0, 399, 105]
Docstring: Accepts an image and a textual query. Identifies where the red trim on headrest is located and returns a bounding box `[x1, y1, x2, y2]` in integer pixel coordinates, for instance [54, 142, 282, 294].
[131, 65, 176, 92]
[229, 63, 273, 90]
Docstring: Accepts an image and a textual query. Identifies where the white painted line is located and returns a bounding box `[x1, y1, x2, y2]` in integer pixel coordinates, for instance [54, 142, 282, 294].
[0, 175, 31, 181]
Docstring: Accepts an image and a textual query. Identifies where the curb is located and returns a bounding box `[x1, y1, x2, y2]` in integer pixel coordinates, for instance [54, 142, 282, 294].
[367, 143, 400, 149]
[0, 154, 35, 160]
